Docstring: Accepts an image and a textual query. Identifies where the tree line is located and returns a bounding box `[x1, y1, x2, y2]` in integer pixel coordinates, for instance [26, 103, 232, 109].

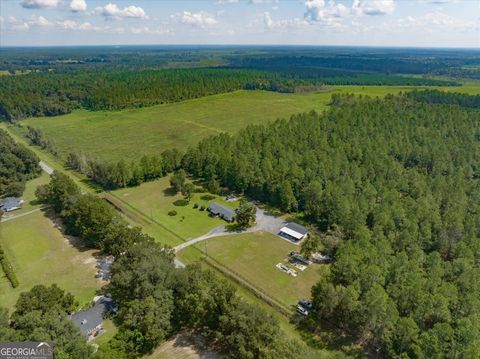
[0, 129, 41, 198]
[179, 92, 480, 357]
[0, 65, 457, 122]
[406, 89, 480, 108]
[29, 172, 312, 358]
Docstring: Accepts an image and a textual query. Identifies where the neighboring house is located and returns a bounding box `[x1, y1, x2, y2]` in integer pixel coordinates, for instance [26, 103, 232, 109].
[207, 202, 236, 222]
[71, 296, 116, 341]
[279, 222, 308, 242]
[0, 197, 24, 212]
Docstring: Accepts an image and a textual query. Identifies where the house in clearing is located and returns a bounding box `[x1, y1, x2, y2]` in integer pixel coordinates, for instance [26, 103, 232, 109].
[71, 296, 116, 341]
[0, 197, 24, 212]
[207, 202, 236, 222]
[279, 222, 308, 242]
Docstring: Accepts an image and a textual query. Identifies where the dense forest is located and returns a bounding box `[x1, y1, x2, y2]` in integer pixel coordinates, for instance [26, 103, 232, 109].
[0, 129, 40, 197]
[24, 172, 313, 359]
[406, 89, 480, 108]
[180, 93, 480, 357]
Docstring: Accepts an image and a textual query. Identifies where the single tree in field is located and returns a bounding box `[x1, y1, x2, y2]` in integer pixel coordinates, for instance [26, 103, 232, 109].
[235, 201, 256, 229]
[182, 183, 196, 202]
[300, 233, 321, 258]
[170, 169, 186, 193]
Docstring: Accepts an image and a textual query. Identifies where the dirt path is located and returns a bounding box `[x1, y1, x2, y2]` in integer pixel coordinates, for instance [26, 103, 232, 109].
[0, 206, 50, 223]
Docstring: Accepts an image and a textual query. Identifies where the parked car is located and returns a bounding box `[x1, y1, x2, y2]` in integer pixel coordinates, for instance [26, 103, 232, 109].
[299, 298, 313, 310]
[296, 305, 309, 316]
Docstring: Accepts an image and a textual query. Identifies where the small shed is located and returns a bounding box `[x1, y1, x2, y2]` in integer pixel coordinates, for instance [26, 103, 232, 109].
[207, 202, 236, 222]
[279, 222, 308, 242]
[0, 197, 23, 212]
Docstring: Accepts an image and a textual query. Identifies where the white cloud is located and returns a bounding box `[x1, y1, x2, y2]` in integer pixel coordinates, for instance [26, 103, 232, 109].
[215, 0, 239, 3]
[20, 0, 62, 9]
[28, 15, 52, 27]
[95, 3, 148, 19]
[171, 11, 217, 27]
[353, 0, 396, 16]
[70, 0, 87, 12]
[395, 11, 475, 31]
[3, 16, 30, 31]
[130, 26, 170, 35]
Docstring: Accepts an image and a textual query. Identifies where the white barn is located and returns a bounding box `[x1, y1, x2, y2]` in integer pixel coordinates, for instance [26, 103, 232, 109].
[279, 222, 308, 242]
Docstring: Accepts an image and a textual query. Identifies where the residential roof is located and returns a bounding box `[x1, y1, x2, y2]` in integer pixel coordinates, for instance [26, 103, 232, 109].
[208, 202, 236, 221]
[0, 197, 22, 211]
[71, 297, 115, 337]
[280, 223, 308, 240]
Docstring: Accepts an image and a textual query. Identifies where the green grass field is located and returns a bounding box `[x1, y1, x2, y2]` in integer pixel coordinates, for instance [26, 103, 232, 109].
[110, 177, 238, 244]
[0, 210, 101, 309]
[205, 231, 328, 308]
[20, 84, 480, 162]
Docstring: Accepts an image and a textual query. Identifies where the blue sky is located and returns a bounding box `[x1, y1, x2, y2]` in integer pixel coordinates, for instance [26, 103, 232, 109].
[0, 0, 478, 47]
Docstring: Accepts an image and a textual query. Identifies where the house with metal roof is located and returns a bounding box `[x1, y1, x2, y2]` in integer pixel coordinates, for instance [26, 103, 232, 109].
[279, 222, 308, 242]
[207, 202, 236, 222]
[0, 197, 23, 212]
[71, 296, 116, 341]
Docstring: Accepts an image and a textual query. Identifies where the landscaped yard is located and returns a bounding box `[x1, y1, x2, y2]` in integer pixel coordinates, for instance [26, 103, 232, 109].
[0, 210, 101, 309]
[110, 177, 238, 244]
[203, 231, 328, 308]
[19, 84, 479, 163]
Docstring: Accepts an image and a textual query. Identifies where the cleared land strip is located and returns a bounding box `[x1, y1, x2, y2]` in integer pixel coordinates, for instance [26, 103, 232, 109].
[0, 206, 50, 223]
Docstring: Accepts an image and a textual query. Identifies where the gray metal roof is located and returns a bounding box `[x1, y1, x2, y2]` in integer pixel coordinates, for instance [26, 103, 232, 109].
[285, 222, 308, 236]
[71, 297, 115, 336]
[208, 202, 236, 221]
[0, 197, 22, 211]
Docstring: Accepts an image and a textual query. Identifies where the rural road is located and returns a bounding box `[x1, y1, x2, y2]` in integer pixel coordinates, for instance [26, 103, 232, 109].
[39, 160, 54, 175]
[0, 206, 49, 223]
[173, 207, 288, 253]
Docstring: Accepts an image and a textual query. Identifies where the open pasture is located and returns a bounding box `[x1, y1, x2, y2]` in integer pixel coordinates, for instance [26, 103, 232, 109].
[0, 210, 101, 309]
[203, 231, 327, 308]
[20, 84, 479, 162]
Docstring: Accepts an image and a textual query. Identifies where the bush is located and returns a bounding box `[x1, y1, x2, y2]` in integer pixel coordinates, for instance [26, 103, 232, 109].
[193, 203, 199, 209]
[0, 246, 19, 288]
[200, 194, 216, 201]
[200, 205, 206, 211]
[168, 210, 177, 216]
[173, 199, 189, 207]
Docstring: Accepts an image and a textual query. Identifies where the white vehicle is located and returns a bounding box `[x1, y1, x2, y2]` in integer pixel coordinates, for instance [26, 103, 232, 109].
[296, 305, 309, 316]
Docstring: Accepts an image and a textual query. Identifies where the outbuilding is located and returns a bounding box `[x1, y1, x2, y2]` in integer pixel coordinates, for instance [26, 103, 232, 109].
[0, 197, 24, 212]
[279, 222, 308, 242]
[207, 202, 236, 222]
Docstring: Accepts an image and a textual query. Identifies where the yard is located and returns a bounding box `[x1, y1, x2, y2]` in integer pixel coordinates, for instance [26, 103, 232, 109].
[202, 231, 328, 308]
[110, 177, 238, 245]
[0, 210, 101, 309]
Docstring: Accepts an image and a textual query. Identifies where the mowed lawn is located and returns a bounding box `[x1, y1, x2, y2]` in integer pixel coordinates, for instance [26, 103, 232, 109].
[110, 177, 238, 244]
[20, 84, 479, 162]
[204, 231, 328, 308]
[0, 210, 101, 309]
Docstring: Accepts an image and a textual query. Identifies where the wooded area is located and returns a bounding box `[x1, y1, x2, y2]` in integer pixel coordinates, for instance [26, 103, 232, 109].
[181, 93, 480, 357]
[0, 129, 40, 197]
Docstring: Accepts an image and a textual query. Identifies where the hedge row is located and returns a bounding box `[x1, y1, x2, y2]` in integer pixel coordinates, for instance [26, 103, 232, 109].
[0, 246, 19, 288]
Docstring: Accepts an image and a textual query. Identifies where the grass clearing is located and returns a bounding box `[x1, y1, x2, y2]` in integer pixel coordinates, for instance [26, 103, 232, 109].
[0, 210, 101, 309]
[110, 177, 237, 242]
[20, 84, 480, 162]
[205, 231, 328, 308]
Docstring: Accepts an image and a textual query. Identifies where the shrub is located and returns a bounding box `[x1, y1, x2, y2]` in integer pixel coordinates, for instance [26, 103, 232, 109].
[168, 210, 178, 216]
[200, 205, 206, 211]
[173, 199, 189, 207]
[193, 203, 199, 209]
[200, 194, 216, 201]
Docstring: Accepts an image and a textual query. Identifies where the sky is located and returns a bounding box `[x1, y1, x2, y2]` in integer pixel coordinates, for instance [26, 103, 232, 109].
[0, 0, 479, 47]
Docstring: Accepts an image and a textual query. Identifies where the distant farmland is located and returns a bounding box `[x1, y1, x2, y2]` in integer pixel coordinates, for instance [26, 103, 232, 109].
[20, 84, 478, 162]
